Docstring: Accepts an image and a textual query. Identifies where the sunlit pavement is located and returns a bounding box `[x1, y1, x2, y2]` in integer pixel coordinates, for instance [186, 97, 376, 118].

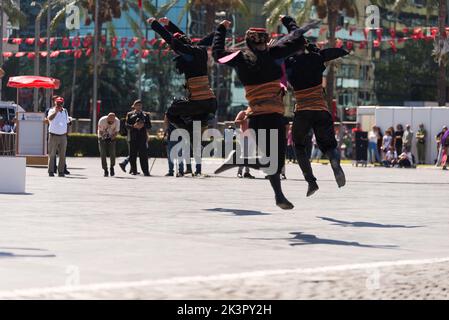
[0, 157, 448, 299]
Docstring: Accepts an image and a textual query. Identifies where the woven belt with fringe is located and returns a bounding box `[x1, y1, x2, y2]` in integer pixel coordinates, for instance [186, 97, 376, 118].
[186, 76, 216, 101]
[294, 84, 329, 112]
[244, 80, 285, 116]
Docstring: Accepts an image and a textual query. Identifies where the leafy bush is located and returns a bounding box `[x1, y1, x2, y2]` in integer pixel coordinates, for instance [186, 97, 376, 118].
[67, 134, 166, 158]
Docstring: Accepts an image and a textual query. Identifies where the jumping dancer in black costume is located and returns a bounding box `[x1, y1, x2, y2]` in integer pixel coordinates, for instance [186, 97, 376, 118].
[282, 16, 347, 197]
[147, 17, 217, 129]
[212, 18, 319, 210]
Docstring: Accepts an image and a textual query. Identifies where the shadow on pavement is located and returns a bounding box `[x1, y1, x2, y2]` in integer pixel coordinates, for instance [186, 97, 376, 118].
[318, 217, 424, 229]
[0, 247, 56, 259]
[288, 232, 398, 249]
[249, 233, 398, 249]
[0, 193, 34, 196]
[205, 208, 271, 216]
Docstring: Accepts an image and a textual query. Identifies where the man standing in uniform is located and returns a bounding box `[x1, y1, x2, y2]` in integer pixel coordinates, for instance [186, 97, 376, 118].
[47, 97, 71, 177]
[126, 100, 152, 176]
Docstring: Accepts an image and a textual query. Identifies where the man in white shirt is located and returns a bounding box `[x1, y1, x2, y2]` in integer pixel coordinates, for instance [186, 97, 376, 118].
[98, 113, 120, 177]
[47, 97, 71, 177]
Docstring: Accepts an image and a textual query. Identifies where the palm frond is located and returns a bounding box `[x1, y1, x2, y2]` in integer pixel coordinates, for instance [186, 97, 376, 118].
[295, 0, 314, 25]
[1, 0, 27, 26]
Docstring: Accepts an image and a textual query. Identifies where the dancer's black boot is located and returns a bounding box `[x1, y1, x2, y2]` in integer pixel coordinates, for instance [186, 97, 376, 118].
[268, 174, 294, 210]
[325, 149, 346, 188]
[295, 145, 319, 197]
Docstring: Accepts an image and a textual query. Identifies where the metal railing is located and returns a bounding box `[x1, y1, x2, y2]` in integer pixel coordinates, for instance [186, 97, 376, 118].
[0, 132, 16, 156]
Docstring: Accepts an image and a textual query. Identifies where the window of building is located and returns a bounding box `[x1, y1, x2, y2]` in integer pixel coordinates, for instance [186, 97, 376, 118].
[338, 64, 356, 79]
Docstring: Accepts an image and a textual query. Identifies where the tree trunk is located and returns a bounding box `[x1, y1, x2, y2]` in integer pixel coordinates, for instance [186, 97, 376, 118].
[438, 0, 447, 106]
[326, 5, 339, 112]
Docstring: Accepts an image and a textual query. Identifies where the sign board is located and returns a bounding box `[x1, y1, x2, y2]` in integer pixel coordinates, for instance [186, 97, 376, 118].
[16, 112, 48, 156]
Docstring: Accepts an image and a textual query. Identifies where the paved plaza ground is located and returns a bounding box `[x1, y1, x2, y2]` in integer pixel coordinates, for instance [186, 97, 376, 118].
[0, 157, 448, 299]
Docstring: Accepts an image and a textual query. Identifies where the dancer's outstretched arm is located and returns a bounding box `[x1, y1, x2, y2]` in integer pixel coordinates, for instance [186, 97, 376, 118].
[212, 20, 241, 66]
[197, 32, 215, 47]
[319, 48, 349, 62]
[149, 18, 195, 55]
[149, 19, 173, 45]
[269, 16, 321, 59]
[160, 17, 214, 47]
[280, 16, 348, 61]
[163, 19, 184, 35]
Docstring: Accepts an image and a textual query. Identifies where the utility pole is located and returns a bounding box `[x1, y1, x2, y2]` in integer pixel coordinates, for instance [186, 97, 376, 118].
[34, 15, 41, 112]
[138, 7, 143, 100]
[92, 0, 99, 133]
[46, 0, 52, 110]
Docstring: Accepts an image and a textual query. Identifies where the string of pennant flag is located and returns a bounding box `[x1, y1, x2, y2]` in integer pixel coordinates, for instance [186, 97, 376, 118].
[1, 25, 445, 60]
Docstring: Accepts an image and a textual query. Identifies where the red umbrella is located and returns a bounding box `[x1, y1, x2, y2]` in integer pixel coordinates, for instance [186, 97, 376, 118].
[7, 76, 60, 89]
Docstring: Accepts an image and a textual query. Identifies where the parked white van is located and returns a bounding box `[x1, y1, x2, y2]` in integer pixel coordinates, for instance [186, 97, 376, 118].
[0, 101, 25, 121]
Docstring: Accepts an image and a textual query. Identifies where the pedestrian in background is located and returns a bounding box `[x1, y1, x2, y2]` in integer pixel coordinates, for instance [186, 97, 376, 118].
[126, 100, 152, 176]
[394, 124, 404, 154]
[416, 124, 427, 165]
[436, 126, 447, 166]
[403, 124, 413, 153]
[98, 113, 120, 177]
[441, 129, 449, 171]
[235, 110, 255, 179]
[382, 129, 393, 158]
[164, 113, 185, 177]
[47, 97, 70, 177]
[367, 126, 380, 164]
[119, 105, 134, 173]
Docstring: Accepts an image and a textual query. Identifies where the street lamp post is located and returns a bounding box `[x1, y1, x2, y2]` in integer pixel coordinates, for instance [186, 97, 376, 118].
[92, 0, 99, 133]
[138, 7, 143, 100]
[46, 0, 52, 110]
[31, 1, 42, 112]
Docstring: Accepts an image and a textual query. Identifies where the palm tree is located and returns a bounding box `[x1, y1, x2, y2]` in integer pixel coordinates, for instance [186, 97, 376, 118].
[0, 0, 26, 99]
[373, 0, 447, 106]
[42, 0, 176, 130]
[183, 0, 249, 34]
[264, 0, 358, 111]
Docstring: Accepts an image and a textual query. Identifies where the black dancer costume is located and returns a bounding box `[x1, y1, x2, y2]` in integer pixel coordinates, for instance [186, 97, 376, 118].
[212, 18, 319, 210]
[149, 20, 217, 129]
[282, 16, 347, 197]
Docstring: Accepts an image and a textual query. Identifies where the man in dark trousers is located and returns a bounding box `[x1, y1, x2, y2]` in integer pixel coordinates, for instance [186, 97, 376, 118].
[126, 100, 152, 176]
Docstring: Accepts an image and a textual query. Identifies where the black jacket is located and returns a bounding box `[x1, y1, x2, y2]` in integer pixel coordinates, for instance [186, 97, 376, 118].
[126, 111, 152, 141]
[151, 21, 213, 79]
[282, 16, 349, 91]
[212, 19, 306, 86]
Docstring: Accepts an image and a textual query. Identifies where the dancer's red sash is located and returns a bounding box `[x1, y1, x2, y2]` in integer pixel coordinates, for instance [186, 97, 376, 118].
[244, 80, 285, 116]
[294, 84, 329, 112]
[186, 76, 215, 101]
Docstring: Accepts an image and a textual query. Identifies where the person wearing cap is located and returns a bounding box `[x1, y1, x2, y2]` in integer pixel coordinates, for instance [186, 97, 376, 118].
[212, 18, 318, 210]
[147, 17, 217, 131]
[281, 16, 347, 197]
[47, 96, 71, 177]
[126, 100, 152, 176]
[98, 113, 120, 177]
[415, 124, 427, 165]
